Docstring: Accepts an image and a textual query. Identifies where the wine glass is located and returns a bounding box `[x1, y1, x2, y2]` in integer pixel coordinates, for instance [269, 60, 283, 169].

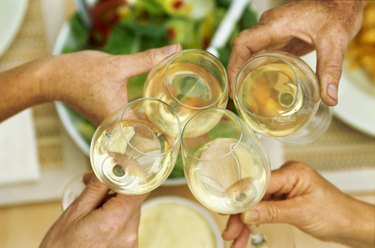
[61, 98, 182, 210]
[181, 108, 295, 247]
[90, 97, 181, 195]
[233, 51, 332, 144]
[143, 49, 228, 137]
[181, 108, 270, 214]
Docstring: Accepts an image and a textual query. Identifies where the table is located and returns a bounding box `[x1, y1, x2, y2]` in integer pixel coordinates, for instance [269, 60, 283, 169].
[0, 0, 374, 247]
[0, 184, 374, 248]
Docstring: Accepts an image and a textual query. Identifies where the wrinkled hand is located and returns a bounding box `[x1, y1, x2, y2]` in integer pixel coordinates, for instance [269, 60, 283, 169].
[40, 174, 148, 248]
[228, 0, 365, 106]
[41, 44, 181, 125]
[222, 161, 375, 248]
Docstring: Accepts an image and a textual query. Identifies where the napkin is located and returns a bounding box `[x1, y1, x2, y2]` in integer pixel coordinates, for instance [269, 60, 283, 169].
[0, 109, 40, 185]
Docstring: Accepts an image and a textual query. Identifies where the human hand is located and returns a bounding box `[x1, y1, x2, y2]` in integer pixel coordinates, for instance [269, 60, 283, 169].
[40, 173, 148, 248]
[222, 161, 375, 248]
[41, 44, 181, 125]
[228, 0, 365, 106]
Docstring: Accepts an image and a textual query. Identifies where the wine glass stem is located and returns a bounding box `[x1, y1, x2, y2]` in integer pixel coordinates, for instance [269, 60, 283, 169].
[250, 224, 267, 247]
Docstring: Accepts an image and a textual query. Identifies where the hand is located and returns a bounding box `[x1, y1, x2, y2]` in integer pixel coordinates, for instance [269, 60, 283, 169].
[40, 173, 148, 248]
[41, 44, 181, 125]
[228, 0, 365, 106]
[222, 161, 375, 248]
[221, 214, 250, 248]
[0, 44, 180, 124]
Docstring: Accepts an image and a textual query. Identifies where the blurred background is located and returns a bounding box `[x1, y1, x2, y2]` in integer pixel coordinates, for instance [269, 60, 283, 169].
[0, 0, 374, 247]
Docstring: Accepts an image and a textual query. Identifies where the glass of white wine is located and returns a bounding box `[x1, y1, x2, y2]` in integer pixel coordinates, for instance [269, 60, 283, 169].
[90, 97, 181, 195]
[233, 51, 332, 144]
[143, 49, 228, 137]
[181, 108, 295, 247]
[181, 108, 270, 214]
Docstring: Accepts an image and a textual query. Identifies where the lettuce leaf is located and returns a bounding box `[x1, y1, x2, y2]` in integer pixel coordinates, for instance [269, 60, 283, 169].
[104, 20, 168, 54]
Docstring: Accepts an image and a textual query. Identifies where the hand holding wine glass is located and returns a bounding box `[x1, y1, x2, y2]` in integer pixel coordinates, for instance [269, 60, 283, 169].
[227, 0, 365, 106]
[62, 97, 181, 210]
[223, 161, 375, 248]
[233, 51, 332, 144]
[90, 98, 181, 195]
[42, 173, 147, 248]
[181, 108, 295, 247]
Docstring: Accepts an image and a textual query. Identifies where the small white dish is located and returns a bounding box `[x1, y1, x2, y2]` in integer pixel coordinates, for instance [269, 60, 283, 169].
[139, 196, 224, 248]
[0, 0, 28, 57]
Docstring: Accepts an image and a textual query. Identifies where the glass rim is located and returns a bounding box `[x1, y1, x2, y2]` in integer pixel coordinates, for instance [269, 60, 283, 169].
[163, 49, 229, 110]
[181, 108, 247, 162]
[120, 97, 182, 157]
[233, 52, 301, 119]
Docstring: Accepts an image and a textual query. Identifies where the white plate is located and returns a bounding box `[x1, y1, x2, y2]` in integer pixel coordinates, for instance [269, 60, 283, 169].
[301, 52, 375, 137]
[0, 0, 28, 57]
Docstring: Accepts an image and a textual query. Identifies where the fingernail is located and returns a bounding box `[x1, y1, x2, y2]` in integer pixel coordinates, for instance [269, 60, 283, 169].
[242, 209, 259, 224]
[83, 173, 93, 185]
[327, 84, 338, 101]
[164, 43, 181, 54]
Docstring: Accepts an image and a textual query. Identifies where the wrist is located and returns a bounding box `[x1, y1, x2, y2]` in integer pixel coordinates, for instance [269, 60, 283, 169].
[0, 57, 52, 121]
[39, 54, 82, 105]
[336, 197, 375, 248]
[38, 55, 62, 102]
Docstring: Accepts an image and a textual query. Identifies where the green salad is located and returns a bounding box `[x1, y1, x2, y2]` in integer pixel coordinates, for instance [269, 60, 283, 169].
[61, 0, 258, 179]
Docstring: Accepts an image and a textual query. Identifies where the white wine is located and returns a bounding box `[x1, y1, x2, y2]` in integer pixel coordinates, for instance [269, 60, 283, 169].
[144, 61, 227, 137]
[236, 63, 307, 137]
[91, 119, 178, 194]
[184, 138, 268, 214]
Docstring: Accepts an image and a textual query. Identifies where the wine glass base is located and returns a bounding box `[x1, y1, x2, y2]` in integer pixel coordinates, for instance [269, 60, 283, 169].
[249, 224, 295, 248]
[279, 102, 333, 145]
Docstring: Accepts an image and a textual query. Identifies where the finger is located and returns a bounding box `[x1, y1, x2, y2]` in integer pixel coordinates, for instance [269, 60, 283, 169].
[67, 175, 110, 217]
[121, 43, 182, 77]
[227, 25, 273, 91]
[240, 162, 310, 226]
[222, 214, 246, 240]
[99, 193, 149, 223]
[241, 200, 297, 226]
[283, 38, 315, 56]
[263, 170, 294, 196]
[263, 160, 302, 196]
[231, 225, 250, 248]
[93, 193, 147, 239]
[315, 38, 346, 106]
[83, 172, 94, 185]
[114, 208, 142, 246]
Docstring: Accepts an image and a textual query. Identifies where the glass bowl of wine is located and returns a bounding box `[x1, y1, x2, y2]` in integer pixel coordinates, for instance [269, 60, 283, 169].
[233, 51, 332, 144]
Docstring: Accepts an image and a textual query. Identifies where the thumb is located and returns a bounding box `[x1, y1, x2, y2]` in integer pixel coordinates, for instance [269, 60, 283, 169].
[67, 175, 110, 217]
[228, 25, 273, 94]
[121, 43, 182, 77]
[241, 200, 296, 225]
[315, 39, 346, 106]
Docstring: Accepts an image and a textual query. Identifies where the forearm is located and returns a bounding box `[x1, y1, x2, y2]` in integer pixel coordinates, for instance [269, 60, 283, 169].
[0, 57, 52, 121]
